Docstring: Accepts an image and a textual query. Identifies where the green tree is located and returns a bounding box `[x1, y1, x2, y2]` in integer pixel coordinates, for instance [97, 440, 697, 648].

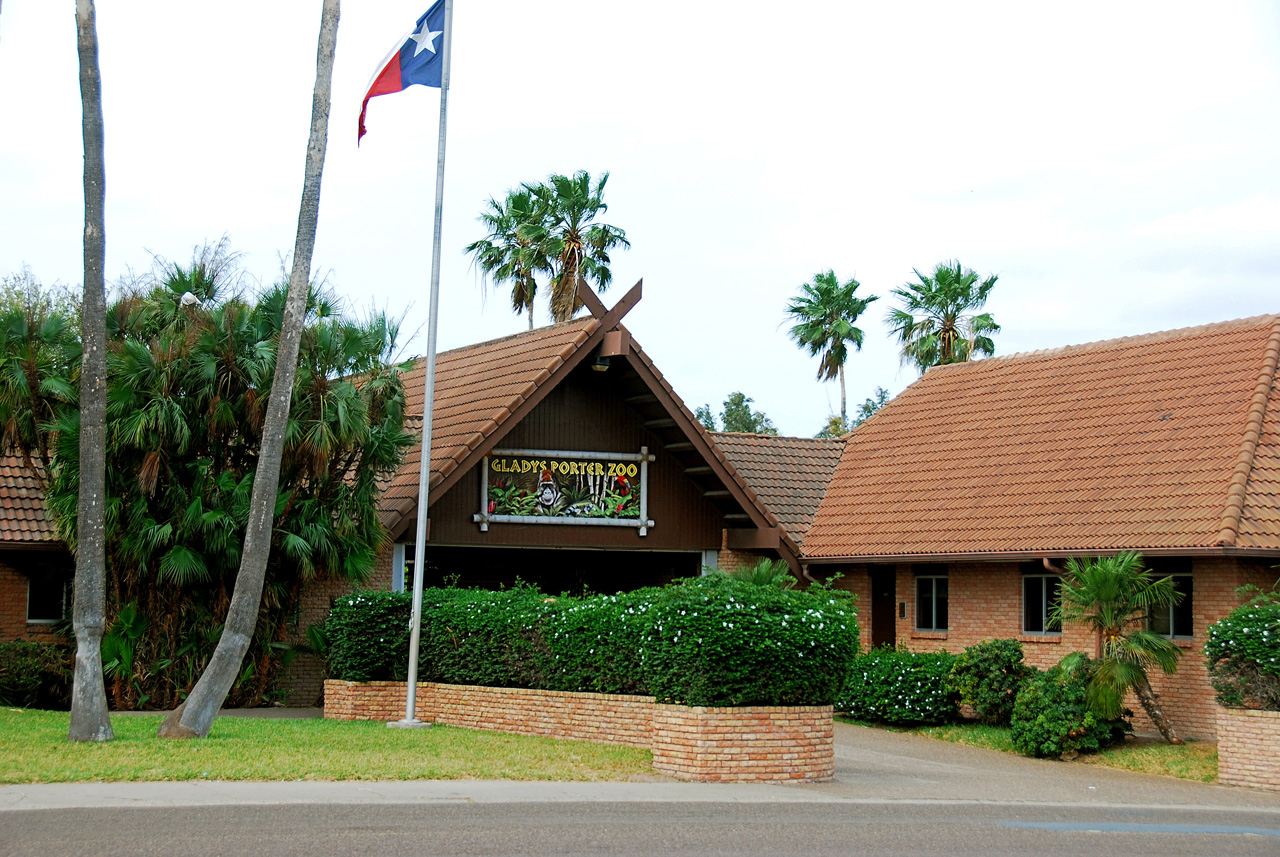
[523, 171, 629, 322]
[694, 403, 717, 431]
[720, 392, 777, 435]
[853, 386, 890, 426]
[1053, 552, 1184, 744]
[464, 188, 547, 330]
[785, 270, 878, 425]
[886, 260, 1000, 373]
[39, 249, 410, 715]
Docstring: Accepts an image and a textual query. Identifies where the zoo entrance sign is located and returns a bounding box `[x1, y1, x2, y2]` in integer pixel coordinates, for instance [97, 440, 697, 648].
[473, 447, 657, 536]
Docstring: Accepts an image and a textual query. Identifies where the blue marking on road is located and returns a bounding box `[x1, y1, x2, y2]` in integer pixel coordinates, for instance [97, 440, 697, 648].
[998, 822, 1280, 837]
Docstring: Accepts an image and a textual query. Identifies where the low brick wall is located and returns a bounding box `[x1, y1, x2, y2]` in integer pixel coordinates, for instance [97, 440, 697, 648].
[324, 680, 834, 782]
[1217, 707, 1280, 792]
[652, 703, 834, 783]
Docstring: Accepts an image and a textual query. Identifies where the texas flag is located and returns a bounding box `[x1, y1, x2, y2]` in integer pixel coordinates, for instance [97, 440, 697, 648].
[358, 0, 447, 143]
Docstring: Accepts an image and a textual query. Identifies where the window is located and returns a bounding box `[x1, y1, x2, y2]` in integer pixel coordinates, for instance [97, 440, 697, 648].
[916, 576, 948, 631]
[27, 573, 70, 624]
[1150, 574, 1193, 638]
[1023, 574, 1061, 634]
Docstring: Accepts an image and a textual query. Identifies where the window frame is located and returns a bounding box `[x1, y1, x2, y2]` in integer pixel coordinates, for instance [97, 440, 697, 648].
[1022, 573, 1062, 635]
[1149, 573, 1194, 639]
[915, 575, 949, 632]
[26, 574, 71, 624]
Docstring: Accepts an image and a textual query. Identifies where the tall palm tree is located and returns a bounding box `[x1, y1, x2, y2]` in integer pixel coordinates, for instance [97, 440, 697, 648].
[70, 0, 113, 744]
[886, 260, 1000, 374]
[159, 0, 341, 739]
[1053, 552, 1184, 745]
[524, 171, 629, 322]
[785, 270, 878, 426]
[464, 188, 546, 330]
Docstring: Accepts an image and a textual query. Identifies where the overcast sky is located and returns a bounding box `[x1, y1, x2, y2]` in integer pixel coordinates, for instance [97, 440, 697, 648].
[2, 1, 1278, 436]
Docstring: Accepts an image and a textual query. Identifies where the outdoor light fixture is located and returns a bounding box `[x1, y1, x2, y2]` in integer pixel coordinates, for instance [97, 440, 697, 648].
[591, 356, 611, 372]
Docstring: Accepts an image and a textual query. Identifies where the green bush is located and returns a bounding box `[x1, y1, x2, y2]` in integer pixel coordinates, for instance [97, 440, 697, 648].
[326, 590, 412, 682]
[838, 647, 959, 724]
[325, 577, 860, 707]
[1010, 654, 1128, 757]
[0, 641, 72, 709]
[948, 639, 1036, 725]
[1204, 591, 1280, 710]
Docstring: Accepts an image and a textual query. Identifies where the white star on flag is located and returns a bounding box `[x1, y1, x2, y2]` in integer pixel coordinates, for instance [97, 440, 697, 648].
[408, 19, 442, 57]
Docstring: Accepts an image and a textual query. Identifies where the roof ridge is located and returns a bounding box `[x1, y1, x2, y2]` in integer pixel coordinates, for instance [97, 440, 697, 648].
[926, 313, 1280, 373]
[403, 318, 596, 366]
[711, 432, 842, 444]
[1216, 318, 1280, 546]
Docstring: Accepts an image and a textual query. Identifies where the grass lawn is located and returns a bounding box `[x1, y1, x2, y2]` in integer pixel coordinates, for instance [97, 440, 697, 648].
[0, 709, 655, 784]
[840, 717, 1219, 783]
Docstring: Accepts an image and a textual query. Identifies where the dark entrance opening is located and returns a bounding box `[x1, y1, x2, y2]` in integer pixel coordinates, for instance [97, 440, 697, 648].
[870, 567, 897, 649]
[414, 546, 702, 596]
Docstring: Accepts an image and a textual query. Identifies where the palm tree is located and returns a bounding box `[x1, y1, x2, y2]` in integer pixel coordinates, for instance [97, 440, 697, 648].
[886, 260, 1000, 373]
[465, 188, 546, 330]
[159, 0, 342, 739]
[785, 270, 878, 425]
[70, 0, 113, 744]
[1053, 552, 1184, 744]
[524, 171, 629, 322]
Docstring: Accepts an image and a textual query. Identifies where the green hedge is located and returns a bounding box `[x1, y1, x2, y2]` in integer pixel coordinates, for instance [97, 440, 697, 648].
[325, 576, 860, 707]
[1011, 654, 1127, 757]
[0, 642, 72, 709]
[1204, 591, 1280, 710]
[838, 648, 959, 724]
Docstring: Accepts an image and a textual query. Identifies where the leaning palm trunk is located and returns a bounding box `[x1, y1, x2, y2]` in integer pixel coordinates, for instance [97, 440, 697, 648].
[158, 0, 340, 738]
[1133, 676, 1182, 745]
[69, 0, 113, 744]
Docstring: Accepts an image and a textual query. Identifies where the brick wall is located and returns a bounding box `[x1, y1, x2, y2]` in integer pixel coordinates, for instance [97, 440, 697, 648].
[830, 556, 1272, 740]
[324, 680, 834, 782]
[651, 703, 834, 782]
[716, 549, 764, 574]
[1217, 707, 1280, 791]
[282, 543, 397, 706]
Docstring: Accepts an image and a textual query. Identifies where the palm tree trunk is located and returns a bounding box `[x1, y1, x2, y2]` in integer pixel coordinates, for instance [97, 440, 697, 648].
[68, 0, 113, 744]
[158, 0, 340, 738]
[1133, 675, 1183, 745]
[839, 363, 847, 426]
[527, 301, 533, 331]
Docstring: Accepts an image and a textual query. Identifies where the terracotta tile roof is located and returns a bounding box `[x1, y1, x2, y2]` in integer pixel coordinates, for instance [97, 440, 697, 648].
[380, 318, 599, 526]
[712, 433, 845, 545]
[0, 457, 56, 544]
[804, 314, 1280, 559]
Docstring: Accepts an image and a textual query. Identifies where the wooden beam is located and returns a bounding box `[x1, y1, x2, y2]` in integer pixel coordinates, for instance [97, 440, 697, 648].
[645, 418, 676, 429]
[684, 465, 712, 475]
[664, 442, 693, 452]
[625, 393, 658, 405]
[576, 280, 607, 319]
[726, 527, 781, 551]
[704, 489, 730, 498]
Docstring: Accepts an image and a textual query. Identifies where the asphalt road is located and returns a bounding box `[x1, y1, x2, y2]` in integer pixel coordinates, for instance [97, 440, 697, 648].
[3, 721, 1279, 856]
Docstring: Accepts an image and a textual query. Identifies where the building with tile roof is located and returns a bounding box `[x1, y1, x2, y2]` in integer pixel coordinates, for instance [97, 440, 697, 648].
[803, 314, 1280, 738]
[0, 458, 71, 642]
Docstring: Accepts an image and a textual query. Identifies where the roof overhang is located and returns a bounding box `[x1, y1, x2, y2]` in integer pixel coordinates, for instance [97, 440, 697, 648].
[803, 545, 1280, 565]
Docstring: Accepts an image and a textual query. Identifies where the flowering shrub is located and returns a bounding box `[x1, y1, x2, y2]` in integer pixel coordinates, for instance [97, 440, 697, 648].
[325, 576, 860, 707]
[1010, 654, 1128, 758]
[837, 648, 959, 724]
[947, 639, 1036, 725]
[1204, 590, 1280, 710]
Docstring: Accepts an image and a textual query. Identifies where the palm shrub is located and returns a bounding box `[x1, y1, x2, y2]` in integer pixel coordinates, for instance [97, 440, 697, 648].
[947, 639, 1035, 725]
[839, 647, 959, 724]
[1204, 588, 1280, 710]
[1011, 653, 1129, 758]
[35, 249, 412, 709]
[1054, 552, 1184, 744]
[724, 558, 796, 590]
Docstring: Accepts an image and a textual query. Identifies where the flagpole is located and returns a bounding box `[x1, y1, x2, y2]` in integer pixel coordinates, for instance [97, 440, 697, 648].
[393, 0, 453, 728]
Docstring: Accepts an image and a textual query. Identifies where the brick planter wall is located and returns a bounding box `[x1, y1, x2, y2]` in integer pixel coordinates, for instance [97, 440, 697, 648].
[324, 680, 834, 782]
[651, 703, 835, 782]
[1217, 707, 1280, 792]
